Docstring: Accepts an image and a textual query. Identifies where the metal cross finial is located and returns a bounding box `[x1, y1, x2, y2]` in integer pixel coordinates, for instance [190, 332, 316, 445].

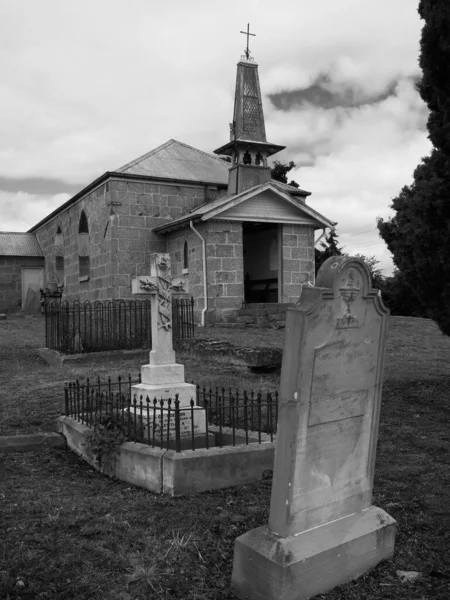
[240, 23, 255, 60]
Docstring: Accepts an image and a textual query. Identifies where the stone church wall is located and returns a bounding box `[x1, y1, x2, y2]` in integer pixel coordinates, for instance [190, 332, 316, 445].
[34, 182, 113, 303]
[112, 179, 222, 301]
[205, 221, 244, 316]
[281, 224, 315, 303]
[165, 220, 244, 324]
[33, 177, 224, 304]
[166, 225, 205, 320]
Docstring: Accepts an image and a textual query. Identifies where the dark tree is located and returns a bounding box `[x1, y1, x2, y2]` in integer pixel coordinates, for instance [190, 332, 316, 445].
[271, 160, 300, 188]
[418, 0, 450, 155]
[379, 269, 428, 317]
[315, 229, 343, 275]
[377, 0, 450, 334]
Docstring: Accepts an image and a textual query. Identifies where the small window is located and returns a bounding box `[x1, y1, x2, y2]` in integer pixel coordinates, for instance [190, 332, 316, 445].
[243, 150, 252, 165]
[183, 241, 189, 271]
[255, 152, 262, 165]
[56, 256, 65, 282]
[79, 210, 89, 234]
[79, 256, 90, 280]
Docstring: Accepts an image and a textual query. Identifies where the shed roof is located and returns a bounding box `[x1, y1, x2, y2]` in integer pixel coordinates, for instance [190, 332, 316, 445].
[116, 139, 230, 184]
[0, 232, 43, 256]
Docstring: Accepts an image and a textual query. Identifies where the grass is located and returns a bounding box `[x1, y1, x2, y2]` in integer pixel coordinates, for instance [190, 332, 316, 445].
[1, 314, 450, 599]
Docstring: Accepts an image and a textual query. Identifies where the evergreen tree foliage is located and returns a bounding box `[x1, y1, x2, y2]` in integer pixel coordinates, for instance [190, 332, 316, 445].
[379, 270, 428, 317]
[315, 229, 343, 275]
[271, 160, 300, 188]
[417, 0, 450, 155]
[377, 1, 450, 335]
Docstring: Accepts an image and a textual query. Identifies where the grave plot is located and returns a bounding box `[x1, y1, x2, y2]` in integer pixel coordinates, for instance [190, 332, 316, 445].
[57, 253, 278, 494]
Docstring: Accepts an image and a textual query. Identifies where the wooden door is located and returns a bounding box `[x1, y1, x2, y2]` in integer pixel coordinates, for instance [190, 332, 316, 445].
[21, 267, 44, 311]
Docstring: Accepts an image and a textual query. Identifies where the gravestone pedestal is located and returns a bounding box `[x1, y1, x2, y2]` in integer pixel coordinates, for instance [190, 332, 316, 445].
[231, 257, 396, 600]
[132, 357, 197, 407]
[232, 507, 396, 600]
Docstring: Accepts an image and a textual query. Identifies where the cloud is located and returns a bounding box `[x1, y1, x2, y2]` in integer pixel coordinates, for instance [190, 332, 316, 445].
[0, 0, 428, 275]
[0, 191, 70, 232]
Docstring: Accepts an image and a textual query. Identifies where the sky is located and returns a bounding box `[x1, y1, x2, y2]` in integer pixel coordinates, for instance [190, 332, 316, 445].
[0, 0, 430, 275]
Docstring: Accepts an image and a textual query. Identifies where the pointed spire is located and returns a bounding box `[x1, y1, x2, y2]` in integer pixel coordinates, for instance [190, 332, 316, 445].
[214, 46, 285, 194]
[232, 58, 267, 142]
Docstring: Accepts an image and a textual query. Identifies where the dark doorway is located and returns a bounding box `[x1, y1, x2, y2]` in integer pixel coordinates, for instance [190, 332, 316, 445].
[243, 222, 279, 303]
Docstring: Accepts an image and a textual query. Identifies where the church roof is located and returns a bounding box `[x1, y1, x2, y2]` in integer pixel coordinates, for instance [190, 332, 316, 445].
[116, 139, 230, 185]
[0, 232, 43, 256]
[154, 180, 335, 233]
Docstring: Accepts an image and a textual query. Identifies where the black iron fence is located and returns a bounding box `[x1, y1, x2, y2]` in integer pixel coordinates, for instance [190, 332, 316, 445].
[64, 376, 278, 452]
[46, 297, 194, 354]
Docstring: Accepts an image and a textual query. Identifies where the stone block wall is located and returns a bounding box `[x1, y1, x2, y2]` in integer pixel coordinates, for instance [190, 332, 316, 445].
[165, 220, 245, 324]
[0, 256, 45, 312]
[281, 224, 315, 303]
[33, 176, 225, 303]
[34, 182, 113, 302]
[109, 179, 221, 300]
[205, 221, 244, 318]
[165, 226, 205, 319]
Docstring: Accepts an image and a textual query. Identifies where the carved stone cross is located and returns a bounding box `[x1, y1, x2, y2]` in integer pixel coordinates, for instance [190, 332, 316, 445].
[132, 253, 187, 366]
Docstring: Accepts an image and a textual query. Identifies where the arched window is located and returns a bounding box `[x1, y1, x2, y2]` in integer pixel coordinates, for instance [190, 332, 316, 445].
[183, 241, 189, 271]
[243, 150, 252, 165]
[79, 210, 89, 234]
[78, 210, 90, 280]
[255, 152, 262, 166]
[55, 225, 65, 284]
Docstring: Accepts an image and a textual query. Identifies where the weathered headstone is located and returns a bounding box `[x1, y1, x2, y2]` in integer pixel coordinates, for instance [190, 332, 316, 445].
[231, 257, 396, 600]
[131, 253, 206, 445]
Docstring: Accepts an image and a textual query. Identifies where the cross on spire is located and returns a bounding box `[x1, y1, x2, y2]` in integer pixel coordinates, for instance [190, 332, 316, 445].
[240, 23, 255, 60]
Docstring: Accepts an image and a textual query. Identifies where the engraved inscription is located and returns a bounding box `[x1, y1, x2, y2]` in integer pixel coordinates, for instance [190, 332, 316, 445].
[294, 416, 367, 496]
[127, 406, 206, 440]
[309, 390, 368, 426]
[309, 339, 376, 427]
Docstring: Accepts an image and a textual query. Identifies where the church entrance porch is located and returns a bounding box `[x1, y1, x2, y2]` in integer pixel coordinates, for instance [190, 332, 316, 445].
[243, 222, 279, 304]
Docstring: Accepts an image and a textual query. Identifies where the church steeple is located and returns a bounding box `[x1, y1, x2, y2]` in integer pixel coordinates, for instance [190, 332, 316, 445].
[214, 31, 285, 194]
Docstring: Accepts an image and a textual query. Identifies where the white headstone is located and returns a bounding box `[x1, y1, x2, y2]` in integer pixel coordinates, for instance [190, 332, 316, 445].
[131, 254, 202, 444]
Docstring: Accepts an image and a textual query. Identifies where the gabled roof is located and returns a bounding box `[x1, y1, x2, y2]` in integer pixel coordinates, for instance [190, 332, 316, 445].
[154, 181, 335, 233]
[0, 232, 43, 257]
[272, 180, 311, 198]
[116, 139, 230, 185]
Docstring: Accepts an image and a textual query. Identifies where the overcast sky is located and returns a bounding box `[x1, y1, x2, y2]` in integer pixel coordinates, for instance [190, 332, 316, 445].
[0, 0, 429, 274]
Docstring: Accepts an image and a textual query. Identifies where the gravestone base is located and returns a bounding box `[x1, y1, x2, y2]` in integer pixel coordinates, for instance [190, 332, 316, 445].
[231, 506, 396, 600]
[141, 363, 186, 385]
[131, 382, 196, 406]
[126, 405, 208, 449]
[159, 432, 216, 451]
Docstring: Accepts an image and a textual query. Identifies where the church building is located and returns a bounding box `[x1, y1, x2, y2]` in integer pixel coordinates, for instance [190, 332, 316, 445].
[0, 50, 334, 322]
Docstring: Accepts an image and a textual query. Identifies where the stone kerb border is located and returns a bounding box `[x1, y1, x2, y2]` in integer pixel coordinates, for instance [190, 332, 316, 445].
[57, 416, 275, 496]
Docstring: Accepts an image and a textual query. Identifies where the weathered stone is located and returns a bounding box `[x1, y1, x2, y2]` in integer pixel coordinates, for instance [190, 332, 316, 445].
[231, 256, 396, 600]
[132, 254, 198, 411]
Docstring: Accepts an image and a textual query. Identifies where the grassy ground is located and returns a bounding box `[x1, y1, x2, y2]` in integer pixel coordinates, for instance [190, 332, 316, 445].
[1, 315, 450, 599]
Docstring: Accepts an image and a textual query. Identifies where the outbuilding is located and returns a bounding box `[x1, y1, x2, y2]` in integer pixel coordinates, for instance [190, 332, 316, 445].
[0, 232, 45, 313]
